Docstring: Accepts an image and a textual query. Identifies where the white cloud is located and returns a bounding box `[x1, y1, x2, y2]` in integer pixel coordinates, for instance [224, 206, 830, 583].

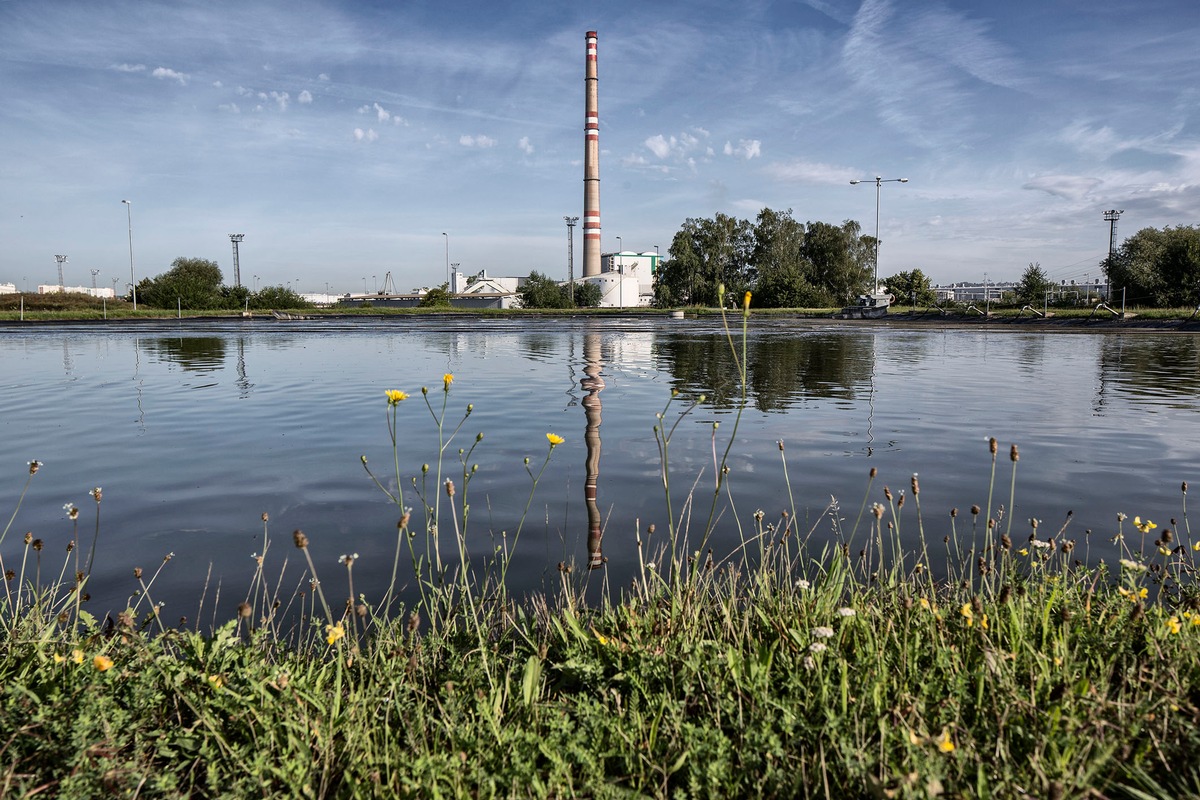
[270, 91, 289, 111]
[212, 80, 223, 89]
[518, 136, 534, 155]
[112, 63, 145, 73]
[354, 128, 378, 142]
[298, 90, 313, 104]
[645, 134, 673, 159]
[765, 159, 856, 185]
[152, 67, 188, 85]
[644, 129, 714, 164]
[724, 139, 762, 160]
[318, 73, 330, 82]
[374, 102, 391, 123]
[218, 103, 240, 114]
[460, 134, 497, 148]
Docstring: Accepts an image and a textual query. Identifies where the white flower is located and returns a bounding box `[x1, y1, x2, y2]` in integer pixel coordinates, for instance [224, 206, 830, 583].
[795, 579, 811, 590]
[837, 607, 856, 618]
[803, 655, 816, 670]
[1031, 540, 1052, 550]
[809, 642, 827, 653]
[813, 626, 834, 638]
[1119, 558, 1147, 572]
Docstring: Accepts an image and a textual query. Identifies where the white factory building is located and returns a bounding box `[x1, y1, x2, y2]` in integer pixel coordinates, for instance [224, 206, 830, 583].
[584, 251, 658, 307]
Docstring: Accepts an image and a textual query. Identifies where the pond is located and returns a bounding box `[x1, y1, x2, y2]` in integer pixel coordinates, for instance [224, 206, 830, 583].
[2, 317, 1198, 621]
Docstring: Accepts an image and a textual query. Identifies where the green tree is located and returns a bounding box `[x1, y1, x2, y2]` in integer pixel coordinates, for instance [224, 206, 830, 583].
[882, 269, 937, 307]
[1014, 262, 1054, 305]
[654, 214, 754, 307]
[571, 281, 601, 308]
[250, 285, 312, 309]
[420, 284, 453, 308]
[519, 272, 570, 309]
[1104, 225, 1200, 307]
[751, 208, 824, 308]
[802, 220, 871, 305]
[137, 257, 224, 309]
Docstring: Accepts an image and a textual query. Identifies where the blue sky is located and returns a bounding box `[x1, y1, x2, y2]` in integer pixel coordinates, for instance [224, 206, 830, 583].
[2, 0, 1198, 295]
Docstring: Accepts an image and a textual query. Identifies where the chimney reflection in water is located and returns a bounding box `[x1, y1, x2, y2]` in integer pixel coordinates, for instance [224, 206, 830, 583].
[582, 333, 604, 569]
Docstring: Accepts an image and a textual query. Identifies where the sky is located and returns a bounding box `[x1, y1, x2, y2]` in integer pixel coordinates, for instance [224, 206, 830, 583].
[2, 0, 1199, 295]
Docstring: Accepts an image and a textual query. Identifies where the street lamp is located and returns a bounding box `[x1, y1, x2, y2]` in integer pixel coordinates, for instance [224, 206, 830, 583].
[121, 199, 137, 310]
[442, 232, 449, 289]
[615, 236, 622, 273]
[849, 176, 908, 295]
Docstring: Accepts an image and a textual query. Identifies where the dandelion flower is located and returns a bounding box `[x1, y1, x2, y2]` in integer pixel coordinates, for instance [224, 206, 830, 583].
[443, 373, 454, 391]
[326, 621, 345, 645]
[1193, 542, 1200, 552]
[1166, 616, 1182, 635]
[960, 603, 975, 627]
[1134, 516, 1157, 534]
[935, 729, 955, 753]
[385, 389, 408, 405]
[93, 655, 114, 672]
[812, 626, 834, 639]
[592, 628, 609, 646]
[546, 433, 565, 447]
[208, 674, 225, 689]
[72, 649, 84, 665]
[53, 653, 64, 664]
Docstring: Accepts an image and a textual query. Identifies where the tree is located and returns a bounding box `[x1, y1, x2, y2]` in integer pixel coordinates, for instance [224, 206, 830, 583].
[572, 281, 601, 308]
[654, 214, 754, 307]
[802, 220, 871, 305]
[1014, 262, 1053, 305]
[519, 272, 570, 309]
[137, 257, 224, 309]
[1104, 225, 1200, 307]
[751, 208, 823, 308]
[419, 284, 453, 308]
[882, 269, 937, 307]
[250, 285, 312, 309]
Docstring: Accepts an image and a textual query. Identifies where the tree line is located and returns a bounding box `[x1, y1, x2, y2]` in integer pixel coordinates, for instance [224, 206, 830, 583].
[136, 258, 310, 309]
[1103, 225, 1200, 307]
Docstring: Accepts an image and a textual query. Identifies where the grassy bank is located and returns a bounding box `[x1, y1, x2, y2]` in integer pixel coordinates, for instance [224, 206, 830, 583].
[3, 299, 1199, 798]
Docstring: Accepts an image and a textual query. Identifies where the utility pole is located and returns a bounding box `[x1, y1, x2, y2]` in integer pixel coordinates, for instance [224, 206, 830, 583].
[229, 234, 245, 288]
[564, 216, 579, 305]
[1103, 209, 1123, 303]
[55, 255, 67, 290]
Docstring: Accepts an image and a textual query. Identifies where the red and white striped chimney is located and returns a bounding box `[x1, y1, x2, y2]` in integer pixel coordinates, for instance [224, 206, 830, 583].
[582, 30, 601, 278]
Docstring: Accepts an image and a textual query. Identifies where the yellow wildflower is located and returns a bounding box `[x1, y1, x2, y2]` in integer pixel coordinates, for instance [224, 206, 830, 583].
[980, 614, 989, 631]
[208, 674, 225, 689]
[385, 389, 408, 405]
[959, 603, 974, 627]
[546, 433, 565, 447]
[1193, 542, 1200, 552]
[908, 729, 922, 745]
[1134, 516, 1157, 534]
[53, 652, 64, 664]
[93, 655, 114, 672]
[1018, 548, 1029, 556]
[326, 621, 345, 645]
[592, 628, 609, 646]
[743, 291, 752, 311]
[1166, 617, 1182, 635]
[935, 729, 955, 753]
[72, 649, 84, 665]
[443, 373, 454, 391]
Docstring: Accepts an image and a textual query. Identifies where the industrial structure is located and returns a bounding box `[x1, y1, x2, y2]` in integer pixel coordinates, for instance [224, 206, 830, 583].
[582, 31, 601, 279]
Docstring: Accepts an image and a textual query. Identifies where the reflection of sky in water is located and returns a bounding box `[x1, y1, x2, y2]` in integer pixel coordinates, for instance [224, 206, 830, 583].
[2, 320, 1198, 617]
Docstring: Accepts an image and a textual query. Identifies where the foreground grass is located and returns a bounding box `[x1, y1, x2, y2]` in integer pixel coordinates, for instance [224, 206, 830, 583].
[3, 528, 1200, 799]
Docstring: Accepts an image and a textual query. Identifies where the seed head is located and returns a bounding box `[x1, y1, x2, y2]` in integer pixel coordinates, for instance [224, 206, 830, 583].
[32, 538, 43, 552]
[238, 602, 252, 618]
[971, 505, 980, 517]
[989, 437, 998, 456]
[869, 467, 877, 479]
[261, 512, 269, 522]
[911, 474, 920, 496]
[1010, 444, 1019, 462]
[133, 567, 142, 579]
[293, 529, 309, 549]
[445, 479, 455, 497]
[28, 460, 42, 475]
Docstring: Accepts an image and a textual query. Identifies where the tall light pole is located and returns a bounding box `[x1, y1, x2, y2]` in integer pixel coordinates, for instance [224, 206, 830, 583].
[849, 176, 908, 294]
[54, 255, 67, 290]
[229, 234, 245, 288]
[564, 216, 578, 305]
[121, 199, 137, 310]
[615, 236, 622, 273]
[442, 232, 449, 289]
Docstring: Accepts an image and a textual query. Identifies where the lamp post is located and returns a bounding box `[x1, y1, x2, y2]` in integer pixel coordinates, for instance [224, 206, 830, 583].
[615, 236, 622, 273]
[849, 176, 908, 295]
[121, 199, 137, 310]
[564, 216, 578, 305]
[442, 232, 449, 289]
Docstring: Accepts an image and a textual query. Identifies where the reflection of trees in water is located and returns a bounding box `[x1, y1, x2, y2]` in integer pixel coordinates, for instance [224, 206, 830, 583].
[143, 337, 228, 372]
[1100, 336, 1200, 410]
[655, 332, 874, 411]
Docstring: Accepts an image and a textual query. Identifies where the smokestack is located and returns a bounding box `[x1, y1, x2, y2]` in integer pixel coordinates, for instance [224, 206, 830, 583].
[583, 30, 601, 278]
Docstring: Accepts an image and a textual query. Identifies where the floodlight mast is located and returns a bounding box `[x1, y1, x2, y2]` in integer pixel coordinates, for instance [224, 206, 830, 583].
[849, 176, 908, 293]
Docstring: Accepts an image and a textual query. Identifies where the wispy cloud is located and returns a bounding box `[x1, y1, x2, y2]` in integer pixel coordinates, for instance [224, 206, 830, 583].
[459, 134, 496, 148]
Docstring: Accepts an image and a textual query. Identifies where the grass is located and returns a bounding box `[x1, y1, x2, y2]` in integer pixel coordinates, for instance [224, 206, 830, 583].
[2, 291, 1199, 798]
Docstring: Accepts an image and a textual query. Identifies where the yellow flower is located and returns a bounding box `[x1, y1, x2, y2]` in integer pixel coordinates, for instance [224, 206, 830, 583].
[1134, 516, 1157, 534]
[93, 655, 114, 672]
[325, 621, 345, 645]
[1018, 548, 1029, 556]
[53, 652, 65, 664]
[1166, 616, 1182, 635]
[980, 614, 989, 631]
[935, 729, 955, 753]
[1193, 541, 1200, 552]
[908, 729, 922, 745]
[443, 373, 454, 391]
[208, 674, 225, 689]
[385, 389, 408, 405]
[743, 291, 752, 311]
[959, 603, 974, 627]
[546, 433, 564, 447]
[72, 649, 84, 665]
[592, 628, 609, 646]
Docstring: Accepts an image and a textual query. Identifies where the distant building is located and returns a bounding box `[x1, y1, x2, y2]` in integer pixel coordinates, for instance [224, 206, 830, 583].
[0, 282, 16, 295]
[37, 285, 116, 298]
